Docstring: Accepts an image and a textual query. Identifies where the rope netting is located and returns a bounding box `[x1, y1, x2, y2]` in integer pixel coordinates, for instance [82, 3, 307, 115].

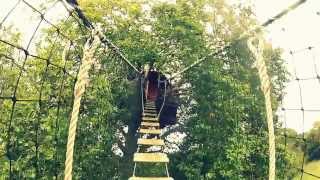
[0, 0, 319, 179]
[280, 45, 320, 179]
[265, 1, 320, 178]
[276, 43, 320, 178]
[0, 0, 139, 179]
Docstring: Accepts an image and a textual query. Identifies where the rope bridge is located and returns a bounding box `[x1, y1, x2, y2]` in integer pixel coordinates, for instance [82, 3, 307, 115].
[0, 0, 319, 179]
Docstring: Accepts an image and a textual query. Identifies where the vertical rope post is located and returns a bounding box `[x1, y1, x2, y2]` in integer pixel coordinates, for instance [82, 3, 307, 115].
[248, 36, 276, 180]
[64, 31, 101, 180]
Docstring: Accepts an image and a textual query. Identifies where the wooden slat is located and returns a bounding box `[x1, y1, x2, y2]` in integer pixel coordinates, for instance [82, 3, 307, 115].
[144, 111, 156, 114]
[145, 106, 156, 109]
[144, 108, 157, 111]
[145, 101, 155, 104]
[139, 129, 161, 134]
[144, 111, 157, 114]
[142, 117, 158, 121]
[141, 122, 159, 127]
[134, 153, 169, 163]
[129, 177, 173, 180]
[144, 109, 157, 112]
[144, 112, 157, 114]
[145, 103, 155, 106]
[137, 138, 164, 146]
[144, 113, 157, 117]
[145, 103, 155, 105]
[145, 105, 155, 107]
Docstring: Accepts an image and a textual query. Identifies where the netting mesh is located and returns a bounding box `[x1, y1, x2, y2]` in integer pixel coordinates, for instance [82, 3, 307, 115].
[267, 2, 320, 178]
[0, 0, 319, 179]
[0, 1, 82, 178]
[0, 0, 137, 178]
[279, 45, 320, 179]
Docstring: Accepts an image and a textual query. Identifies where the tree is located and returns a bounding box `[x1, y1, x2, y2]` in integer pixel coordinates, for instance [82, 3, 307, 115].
[0, 0, 292, 179]
[305, 121, 320, 161]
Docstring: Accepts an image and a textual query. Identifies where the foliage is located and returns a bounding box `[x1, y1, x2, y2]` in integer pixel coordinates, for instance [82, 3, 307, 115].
[305, 121, 320, 161]
[0, 0, 294, 179]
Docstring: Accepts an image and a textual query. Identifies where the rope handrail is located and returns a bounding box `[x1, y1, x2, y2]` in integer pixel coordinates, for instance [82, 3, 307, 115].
[140, 75, 145, 114]
[64, 30, 101, 180]
[248, 37, 275, 180]
[157, 80, 167, 119]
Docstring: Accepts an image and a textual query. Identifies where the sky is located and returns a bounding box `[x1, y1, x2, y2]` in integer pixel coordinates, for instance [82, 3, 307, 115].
[0, 0, 68, 53]
[251, 0, 320, 133]
[1, 0, 320, 133]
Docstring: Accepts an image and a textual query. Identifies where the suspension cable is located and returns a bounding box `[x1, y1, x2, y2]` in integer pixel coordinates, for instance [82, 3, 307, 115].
[170, 47, 228, 80]
[261, 0, 307, 26]
[62, 0, 140, 74]
[99, 37, 140, 73]
[169, 0, 308, 80]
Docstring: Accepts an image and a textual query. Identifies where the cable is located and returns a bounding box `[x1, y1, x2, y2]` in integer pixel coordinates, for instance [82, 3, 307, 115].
[169, 0, 308, 80]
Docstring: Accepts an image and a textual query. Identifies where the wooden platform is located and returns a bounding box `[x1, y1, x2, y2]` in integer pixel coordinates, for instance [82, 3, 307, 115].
[134, 153, 169, 163]
[129, 177, 173, 180]
[137, 138, 165, 146]
[139, 129, 161, 134]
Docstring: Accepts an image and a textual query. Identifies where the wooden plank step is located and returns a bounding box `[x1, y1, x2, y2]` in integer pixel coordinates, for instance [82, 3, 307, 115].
[137, 138, 165, 146]
[129, 177, 173, 180]
[145, 101, 155, 104]
[145, 103, 155, 105]
[139, 129, 161, 134]
[145, 105, 156, 107]
[141, 122, 159, 127]
[144, 109, 157, 112]
[134, 153, 169, 163]
[144, 112, 157, 114]
[142, 117, 158, 121]
[145, 108, 157, 111]
[144, 111, 157, 114]
[144, 113, 157, 117]
[145, 106, 156, 109]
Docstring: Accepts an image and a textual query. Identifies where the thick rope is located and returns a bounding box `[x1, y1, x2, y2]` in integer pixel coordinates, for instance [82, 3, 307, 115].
[247, 37, 275, 180]
[64, 32, 101, 180]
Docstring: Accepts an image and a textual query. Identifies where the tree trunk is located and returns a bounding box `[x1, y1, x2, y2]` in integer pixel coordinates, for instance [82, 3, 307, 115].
[119, 78, 141, 179]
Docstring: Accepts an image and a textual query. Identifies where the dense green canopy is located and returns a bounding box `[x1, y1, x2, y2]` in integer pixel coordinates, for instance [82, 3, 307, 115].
[0, 0, 304, 179]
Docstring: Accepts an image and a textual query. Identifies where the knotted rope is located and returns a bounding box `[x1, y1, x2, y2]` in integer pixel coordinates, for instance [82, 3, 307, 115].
[248, 37, 275, 180]
[64, 31, 101, 180]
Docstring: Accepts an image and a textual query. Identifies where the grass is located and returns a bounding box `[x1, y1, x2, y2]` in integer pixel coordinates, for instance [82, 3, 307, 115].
[294, 160, 320, 180]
